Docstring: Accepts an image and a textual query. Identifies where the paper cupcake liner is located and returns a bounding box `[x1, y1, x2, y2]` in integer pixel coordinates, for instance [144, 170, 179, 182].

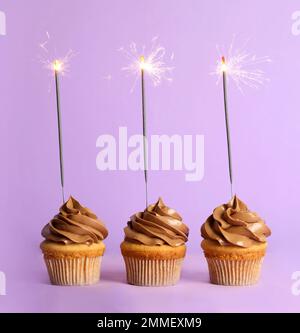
[44, 256, 102, 286]
[205, 257, 264, 286]
[123, 257, 183, 286]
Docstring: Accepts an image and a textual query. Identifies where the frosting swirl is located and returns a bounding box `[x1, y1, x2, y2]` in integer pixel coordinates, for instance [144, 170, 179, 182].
[42, 196, 108, 245]
[201, 195, 271, 248]
[124, 197, 189, 247]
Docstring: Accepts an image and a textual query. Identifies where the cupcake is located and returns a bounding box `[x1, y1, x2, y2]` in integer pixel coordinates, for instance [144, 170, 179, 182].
[40, 196, 108, 286]
[201, 195, 271, 286]
[120, 197, 189, 286]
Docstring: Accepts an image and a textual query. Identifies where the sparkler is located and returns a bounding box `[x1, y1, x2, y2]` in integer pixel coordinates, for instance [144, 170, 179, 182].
[139, 55, 148, 207]
[39, 33, 75, 203]
[39, 32, 74, 78]
[121, 39, 173, 207]
[214, 39, 271, 92]
[214, 38, 271, 198]
[53, 59, 65, 203]
[220, 56, 233, 197]
[120, 38, 173, 91]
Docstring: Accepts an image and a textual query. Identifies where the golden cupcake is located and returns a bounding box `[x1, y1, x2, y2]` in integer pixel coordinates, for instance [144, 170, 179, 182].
[201, 195, 271, 286]
[40, 196, 108, 286]
[121, 197, 189, 286]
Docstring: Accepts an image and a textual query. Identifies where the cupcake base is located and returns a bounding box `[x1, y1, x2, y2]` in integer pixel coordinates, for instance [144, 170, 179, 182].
[121, 241, 186, 287]
[40, 241, 105, 286]
[123, 257, 183, 286]
[44, 256, 102, 285]
[201, 240, 267, 286]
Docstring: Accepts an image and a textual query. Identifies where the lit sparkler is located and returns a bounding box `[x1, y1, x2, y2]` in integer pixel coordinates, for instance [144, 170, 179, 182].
[214, 38, 271, 198]
[220, 56, 233, 197]
[121, 38, 173, 207]
[214, 39, 271, 92]
[39, 32, 74, 77]
[53, 59, 65, 203]
[120, 37, 174, 91]
[39, 33, 75, 203]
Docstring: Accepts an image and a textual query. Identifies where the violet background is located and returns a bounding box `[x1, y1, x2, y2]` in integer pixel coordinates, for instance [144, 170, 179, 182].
[0, 0, 300, 312]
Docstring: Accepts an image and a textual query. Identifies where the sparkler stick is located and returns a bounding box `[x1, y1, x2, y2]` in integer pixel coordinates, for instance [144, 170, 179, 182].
[39, 32, 75, 204]
[221, 56, 233, 197]
[140, 56, 148, 207]
[120, 39, 173, 208]
[53, 60, 65, 203]
[213, 39, 271, 199]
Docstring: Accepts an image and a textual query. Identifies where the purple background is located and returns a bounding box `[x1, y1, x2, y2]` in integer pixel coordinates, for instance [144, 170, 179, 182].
[0, 0, 300, 312]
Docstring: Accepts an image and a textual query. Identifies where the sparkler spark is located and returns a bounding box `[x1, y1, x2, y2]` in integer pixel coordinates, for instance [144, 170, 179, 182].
[213, 38, 271, 92]
[120, 37, 174, 91]
[52, 59, 63, 72]
[43, 50, 74, 76]
[38, 32, 75, 76]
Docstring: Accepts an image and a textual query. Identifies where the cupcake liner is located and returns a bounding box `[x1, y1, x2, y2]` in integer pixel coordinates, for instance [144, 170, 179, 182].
[205, 256, 264, 286]
[123, 257, 183, 286]
[44, 256, 102, 286]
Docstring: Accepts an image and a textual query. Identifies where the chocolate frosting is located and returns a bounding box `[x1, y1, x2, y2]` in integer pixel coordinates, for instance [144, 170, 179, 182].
[42, 196, 108, 245]
[201, 195, 271, 248]
[124, 197, 189, 247]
